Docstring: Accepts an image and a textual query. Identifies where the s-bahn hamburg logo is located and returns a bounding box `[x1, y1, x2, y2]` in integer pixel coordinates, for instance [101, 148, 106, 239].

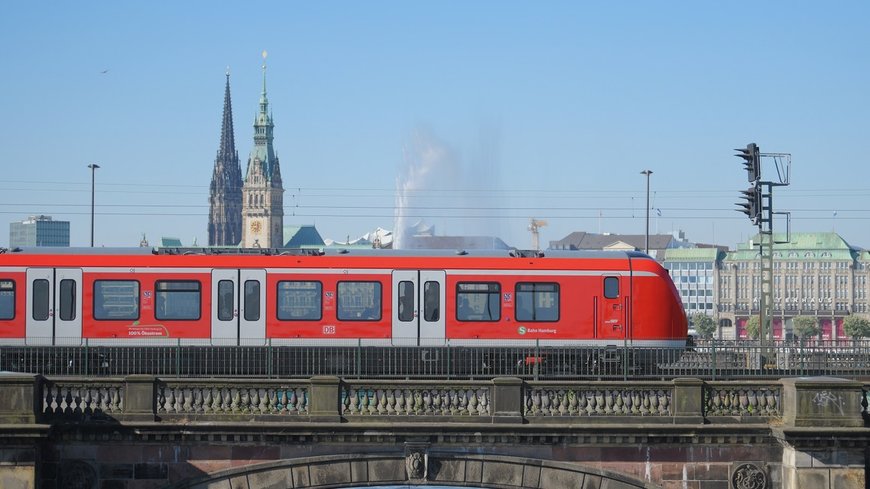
[517, 326, 526, 335]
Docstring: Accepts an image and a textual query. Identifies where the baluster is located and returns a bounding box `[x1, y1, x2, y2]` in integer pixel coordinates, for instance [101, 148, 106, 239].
[747, 389, 758, 415]
[594, 390, 605, 415]
[377, 389, 387, 415]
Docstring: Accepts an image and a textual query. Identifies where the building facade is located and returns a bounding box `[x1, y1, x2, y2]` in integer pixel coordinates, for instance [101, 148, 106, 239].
[208, 72, 243, 247]
[241, 60, 284, 248]
[9, 215, 70, 247]
[662, 248, 725, 326]
[664, 233, 870, 340]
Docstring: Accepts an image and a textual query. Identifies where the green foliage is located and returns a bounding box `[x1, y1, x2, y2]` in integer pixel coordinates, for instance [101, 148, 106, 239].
[745, 316, 760, 339]
[792, 315, 820, 338]
[690, 313, 716, 339]
[842, 315, 870, 339]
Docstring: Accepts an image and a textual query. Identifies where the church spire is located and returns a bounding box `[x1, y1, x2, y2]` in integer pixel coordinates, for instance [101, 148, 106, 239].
[218, 68, 236, 160]
[208, 69, 243, 247]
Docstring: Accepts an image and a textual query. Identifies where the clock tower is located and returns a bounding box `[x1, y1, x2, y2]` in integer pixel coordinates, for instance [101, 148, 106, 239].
[242, 51, 284, 248]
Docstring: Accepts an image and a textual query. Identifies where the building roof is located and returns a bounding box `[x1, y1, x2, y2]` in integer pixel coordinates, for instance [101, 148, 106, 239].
[161, 237, 183, 247]
[663, 248, 725, 261]
[401, 235, 511, 250]
[725, 232, 857, 261]
[283, 225, 325, 248]
[549, 231, 690, 261]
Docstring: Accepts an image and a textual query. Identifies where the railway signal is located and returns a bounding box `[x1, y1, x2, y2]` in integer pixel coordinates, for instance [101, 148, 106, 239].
[737, 186, 762, 225]
[735, 143, 760, 183]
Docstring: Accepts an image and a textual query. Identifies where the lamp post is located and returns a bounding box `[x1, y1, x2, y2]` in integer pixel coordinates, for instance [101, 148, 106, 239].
[88, 164, 100, 247]
[640, 170, 653, 254]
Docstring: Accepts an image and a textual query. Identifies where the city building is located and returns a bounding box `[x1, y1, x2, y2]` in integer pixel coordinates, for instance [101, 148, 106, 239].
[9, 215, 70, 247]
[549, 230, 692, 260]
[283, 225, 325, 248]
[717, 232, 866, 341]
[241, 58, 284, 248]
[663, 248, 726, 325]
[208, 72, 243, 247]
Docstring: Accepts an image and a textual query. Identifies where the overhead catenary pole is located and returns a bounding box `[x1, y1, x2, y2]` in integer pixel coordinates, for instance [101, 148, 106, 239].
[88, 163, 100, 247]
[641, 170, 653, 254]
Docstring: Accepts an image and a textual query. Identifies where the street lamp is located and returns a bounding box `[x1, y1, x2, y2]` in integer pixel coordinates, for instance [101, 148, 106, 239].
[640, 170, 653, 254]
[88, 164, 100, 247]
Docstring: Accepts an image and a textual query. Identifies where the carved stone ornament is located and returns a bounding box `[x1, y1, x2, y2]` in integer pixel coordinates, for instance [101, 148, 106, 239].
[731, 463, 767, 489]
[406, 450, 427, 481]
[61, 460, 97, 489]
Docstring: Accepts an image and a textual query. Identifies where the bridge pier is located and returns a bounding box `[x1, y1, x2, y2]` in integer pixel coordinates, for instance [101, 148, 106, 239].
[0, 374, 865, 488]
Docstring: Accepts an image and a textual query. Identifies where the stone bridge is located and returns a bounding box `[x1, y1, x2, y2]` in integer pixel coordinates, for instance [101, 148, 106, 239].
[0, 375, 867, 489]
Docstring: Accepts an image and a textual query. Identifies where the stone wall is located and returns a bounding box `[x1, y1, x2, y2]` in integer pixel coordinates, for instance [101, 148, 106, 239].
[0, 375, 866, 488]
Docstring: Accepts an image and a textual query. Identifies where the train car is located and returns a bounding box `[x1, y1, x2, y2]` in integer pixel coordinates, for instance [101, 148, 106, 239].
[0, 247, 687, 351]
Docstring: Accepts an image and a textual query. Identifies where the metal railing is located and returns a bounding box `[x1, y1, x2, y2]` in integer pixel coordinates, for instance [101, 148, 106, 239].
[2, 338, 870, 380]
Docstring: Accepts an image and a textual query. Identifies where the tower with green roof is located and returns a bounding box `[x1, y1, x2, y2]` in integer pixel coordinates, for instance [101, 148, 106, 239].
[242, 52, 284, 248]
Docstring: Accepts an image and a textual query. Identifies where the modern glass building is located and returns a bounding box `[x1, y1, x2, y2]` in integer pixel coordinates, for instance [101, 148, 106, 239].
[9, 215, 70, 247]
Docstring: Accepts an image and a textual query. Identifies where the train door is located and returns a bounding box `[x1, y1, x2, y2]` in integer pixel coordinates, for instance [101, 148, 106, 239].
[210, 269, 266, 346]
[25, 268, 82, 345]
[391, 270, 446, 346]
[597, 275, 625, 341]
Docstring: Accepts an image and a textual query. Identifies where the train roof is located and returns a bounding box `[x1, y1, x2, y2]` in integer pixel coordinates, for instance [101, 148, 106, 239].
[1, 246, 654, 260]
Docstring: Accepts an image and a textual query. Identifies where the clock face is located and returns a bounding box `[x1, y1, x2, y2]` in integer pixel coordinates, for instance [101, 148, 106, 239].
[250, 220, 262, 234]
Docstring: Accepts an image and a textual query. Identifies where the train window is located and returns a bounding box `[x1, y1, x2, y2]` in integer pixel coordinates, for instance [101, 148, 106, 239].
[155, 281, 201, 321]
[397, 281, 414, 322]
[244, 280, 260, 321]
[337, 281, 382, 321]
[277, 281, 322, 321]
[423, 281, 440, 322]
[456, 282, 500, 322]
[59, 279, 76, 321]
[515, 283, 559, 322]
[604, 277, 619, 299]
[32, 279, 50, 321]
[217, 280, 234, 321]
[0, 280, 15, 320]
[94, 280, 140, 320]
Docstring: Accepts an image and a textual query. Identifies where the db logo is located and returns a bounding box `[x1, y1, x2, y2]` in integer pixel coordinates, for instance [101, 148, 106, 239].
[517, 326, 526, 335]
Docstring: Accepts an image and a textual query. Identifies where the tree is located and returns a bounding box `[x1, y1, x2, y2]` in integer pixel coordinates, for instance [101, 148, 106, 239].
[691, 313, 716, 339]
[792, 315, 819, 339]
[745, 316, 760, 340]
[842, 315, 870, 340]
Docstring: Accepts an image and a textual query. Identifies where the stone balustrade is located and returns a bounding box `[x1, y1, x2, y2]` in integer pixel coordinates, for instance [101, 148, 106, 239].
[0, 375, 867, 489]
[0, 375, 864, 426]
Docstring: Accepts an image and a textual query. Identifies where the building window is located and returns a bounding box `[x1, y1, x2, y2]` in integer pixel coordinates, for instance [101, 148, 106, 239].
[155, 281, 201, 320]
[277, 281, 322, 321]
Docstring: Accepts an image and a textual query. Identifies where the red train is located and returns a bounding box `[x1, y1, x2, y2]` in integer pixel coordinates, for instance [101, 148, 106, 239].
[0, 247, 687, 348]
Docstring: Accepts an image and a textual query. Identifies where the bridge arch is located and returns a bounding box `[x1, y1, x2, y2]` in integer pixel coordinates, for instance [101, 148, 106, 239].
[164, 453, 660, 489]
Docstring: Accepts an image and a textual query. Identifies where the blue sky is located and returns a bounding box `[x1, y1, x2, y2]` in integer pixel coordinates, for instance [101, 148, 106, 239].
[1, 2, 868, 249]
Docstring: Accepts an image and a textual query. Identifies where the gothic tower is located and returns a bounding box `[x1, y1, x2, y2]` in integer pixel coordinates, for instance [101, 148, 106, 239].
[208, 71, 243, 246]
[242, 54, 284, 248]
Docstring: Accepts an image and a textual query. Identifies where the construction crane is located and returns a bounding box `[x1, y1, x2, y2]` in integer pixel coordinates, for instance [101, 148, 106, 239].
[528, 218, 548, 251]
